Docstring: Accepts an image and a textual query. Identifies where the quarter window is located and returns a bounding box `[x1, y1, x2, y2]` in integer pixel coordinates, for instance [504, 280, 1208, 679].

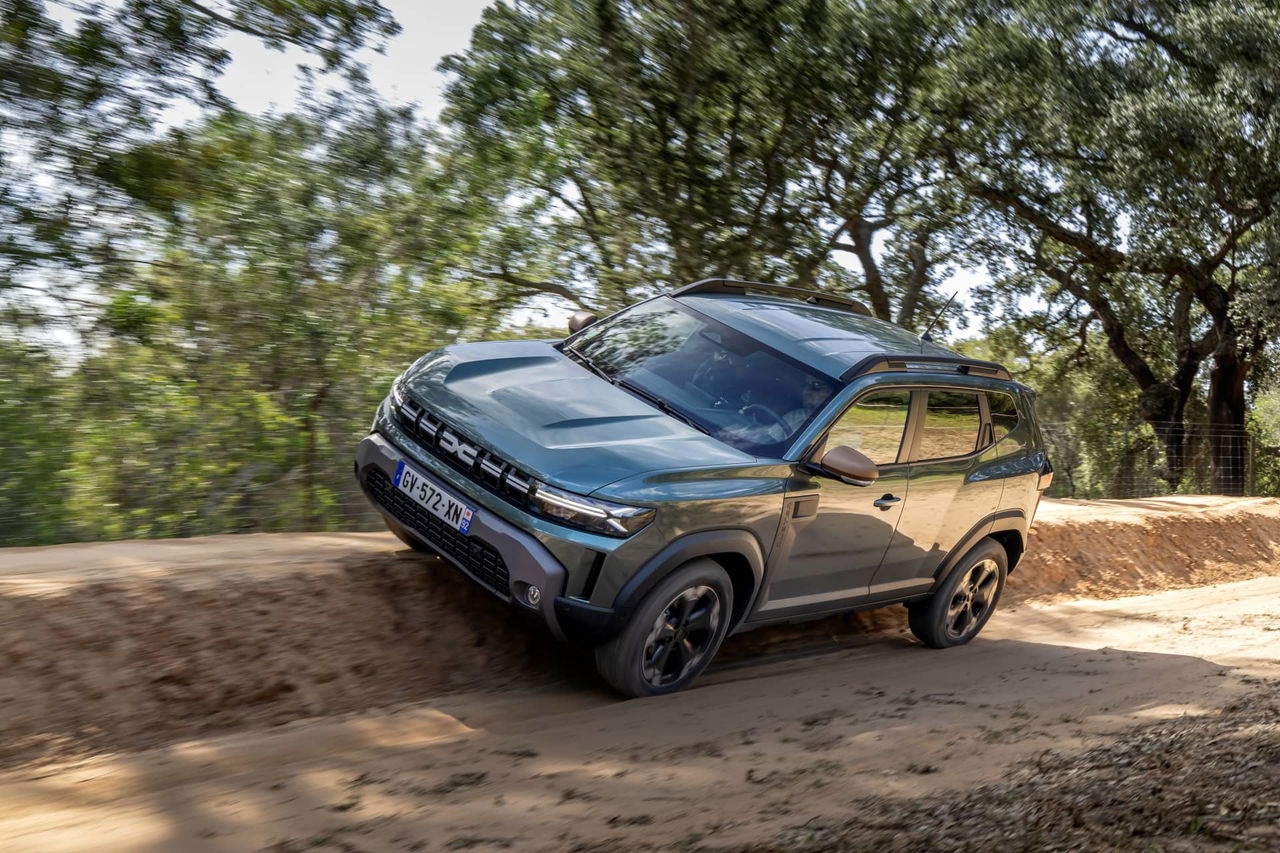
[825, 389, 911, 465]
[988, 391, 1019, 442]
[916, 390, 982, 460]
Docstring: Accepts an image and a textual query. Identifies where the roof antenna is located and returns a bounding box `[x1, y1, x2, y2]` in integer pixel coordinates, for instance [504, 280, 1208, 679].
[918, 292, 958, 346]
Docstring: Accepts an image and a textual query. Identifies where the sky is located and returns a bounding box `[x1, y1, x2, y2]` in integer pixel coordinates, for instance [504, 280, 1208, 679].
[216, 1, 495, 119]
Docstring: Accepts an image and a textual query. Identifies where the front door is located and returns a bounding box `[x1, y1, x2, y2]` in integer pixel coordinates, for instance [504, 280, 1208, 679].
[754, 388, 913, 618]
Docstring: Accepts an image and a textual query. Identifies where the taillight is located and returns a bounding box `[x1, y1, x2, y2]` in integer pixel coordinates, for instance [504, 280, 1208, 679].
[1036, 457, 1054, 491]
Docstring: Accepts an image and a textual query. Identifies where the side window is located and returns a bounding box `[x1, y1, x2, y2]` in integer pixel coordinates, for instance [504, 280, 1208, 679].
[988, 391, 1020, 442]
[825, 389, 912, 465]
[916, 390, 982, 460]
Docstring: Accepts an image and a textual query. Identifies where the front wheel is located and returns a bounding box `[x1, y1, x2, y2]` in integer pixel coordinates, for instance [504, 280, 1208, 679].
[594, 559, 733, 698]
[908, 539, 1007, 648]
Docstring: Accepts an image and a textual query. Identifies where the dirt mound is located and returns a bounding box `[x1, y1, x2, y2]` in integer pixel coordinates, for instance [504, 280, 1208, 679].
[1, 496, 1278, 770]
[1019, 495, 1280, 601]
[0, 536, 566, 769]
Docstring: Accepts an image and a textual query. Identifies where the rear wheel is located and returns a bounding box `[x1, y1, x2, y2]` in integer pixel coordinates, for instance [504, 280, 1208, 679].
[595, 559, 733, 698]
[908, 539, 1007, 648]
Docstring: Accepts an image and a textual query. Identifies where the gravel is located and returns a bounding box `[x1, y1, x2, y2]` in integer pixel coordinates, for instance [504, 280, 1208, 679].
[740, 679, 1280, 853]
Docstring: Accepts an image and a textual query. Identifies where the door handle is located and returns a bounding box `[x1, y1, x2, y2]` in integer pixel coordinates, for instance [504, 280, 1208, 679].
[873, 494, 901, 511]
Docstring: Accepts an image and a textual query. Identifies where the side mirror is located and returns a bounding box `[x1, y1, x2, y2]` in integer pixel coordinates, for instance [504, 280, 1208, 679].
[817, 445, 879, 487]
[568, 310, 599, 334]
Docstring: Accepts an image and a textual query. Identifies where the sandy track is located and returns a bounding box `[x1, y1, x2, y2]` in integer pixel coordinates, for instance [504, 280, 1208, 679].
[1, 497, 1279, 850]
[2, 574, 1277, 852]
[3, 496, 1279, 770]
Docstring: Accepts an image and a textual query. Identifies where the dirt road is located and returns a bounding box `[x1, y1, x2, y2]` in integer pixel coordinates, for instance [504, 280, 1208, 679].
[1, 497, 1278, 851]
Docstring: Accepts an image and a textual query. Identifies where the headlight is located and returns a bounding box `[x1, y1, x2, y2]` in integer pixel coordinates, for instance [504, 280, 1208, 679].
[530, 482, 654, 538]
[389, 374, 408, 411]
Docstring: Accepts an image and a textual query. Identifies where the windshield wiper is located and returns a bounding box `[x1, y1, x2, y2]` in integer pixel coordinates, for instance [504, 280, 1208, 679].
[612, 377, 707, 434]
[563, 344, 707, 435]
[562, 343, 612, 382]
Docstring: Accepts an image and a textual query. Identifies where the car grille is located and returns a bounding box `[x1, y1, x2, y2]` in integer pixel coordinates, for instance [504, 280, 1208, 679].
[391, 395, 538, 509]
[364, 466, 510, 598]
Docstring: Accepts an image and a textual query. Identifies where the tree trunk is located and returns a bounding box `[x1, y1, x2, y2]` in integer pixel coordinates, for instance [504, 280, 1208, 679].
[1207, 345, 1249, 496]
[1136, 382, 1189, 490]
[849, 219, 892, 321]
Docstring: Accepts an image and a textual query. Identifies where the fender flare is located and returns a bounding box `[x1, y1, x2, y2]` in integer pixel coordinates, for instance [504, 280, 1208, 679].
[612, 528, 766, 625]
[931, 509, 1028, 587]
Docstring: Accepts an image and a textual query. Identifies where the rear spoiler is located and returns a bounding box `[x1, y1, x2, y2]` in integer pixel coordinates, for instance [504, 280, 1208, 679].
[839, 353, 1012, 383]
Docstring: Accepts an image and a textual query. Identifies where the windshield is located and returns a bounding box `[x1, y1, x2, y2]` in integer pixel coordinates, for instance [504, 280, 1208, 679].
[565, 297, 840, 456]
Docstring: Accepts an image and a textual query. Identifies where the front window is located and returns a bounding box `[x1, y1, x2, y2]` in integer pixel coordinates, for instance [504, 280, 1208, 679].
[565, 297, 839, 456]
[824, 389, 912, 464]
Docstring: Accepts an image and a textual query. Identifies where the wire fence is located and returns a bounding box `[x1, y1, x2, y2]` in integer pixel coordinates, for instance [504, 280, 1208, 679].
[1039, 420, 1271, 500]
[1, 407, 1276, 549]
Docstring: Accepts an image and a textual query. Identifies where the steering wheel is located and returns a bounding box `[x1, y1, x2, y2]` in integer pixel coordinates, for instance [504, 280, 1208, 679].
[740, 403, 789, 433]
[692, 361, 736, 408]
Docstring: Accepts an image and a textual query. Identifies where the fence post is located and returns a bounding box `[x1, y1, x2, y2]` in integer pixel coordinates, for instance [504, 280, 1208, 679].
[1247, 434, 1257, 496]
[1122, 426, 1131, 499]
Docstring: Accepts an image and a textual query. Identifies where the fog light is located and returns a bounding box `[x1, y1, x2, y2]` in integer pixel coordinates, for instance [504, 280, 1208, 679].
[525, 585, 542, 606]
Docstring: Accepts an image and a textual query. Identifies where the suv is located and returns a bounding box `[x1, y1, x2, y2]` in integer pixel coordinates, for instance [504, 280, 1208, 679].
[355, 279, 1052, 697]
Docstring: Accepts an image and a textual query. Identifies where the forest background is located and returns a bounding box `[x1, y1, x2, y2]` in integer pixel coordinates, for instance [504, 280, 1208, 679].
[4, 0, 1280, 546]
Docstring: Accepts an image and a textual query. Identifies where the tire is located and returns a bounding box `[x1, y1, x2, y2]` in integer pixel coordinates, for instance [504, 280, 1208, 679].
[594, 559, 733, 698]
[908, 538, 1007, 649]
[384, 517, 435, 554]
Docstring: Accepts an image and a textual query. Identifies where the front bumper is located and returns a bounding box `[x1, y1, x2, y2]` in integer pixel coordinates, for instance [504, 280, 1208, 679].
[356, 431, 572, 640]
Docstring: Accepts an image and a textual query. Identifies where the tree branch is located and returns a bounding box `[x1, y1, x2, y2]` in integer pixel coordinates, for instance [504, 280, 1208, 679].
[477, 270, 593, 310]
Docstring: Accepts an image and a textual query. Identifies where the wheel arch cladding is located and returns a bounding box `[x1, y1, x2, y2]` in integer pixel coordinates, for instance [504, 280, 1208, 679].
[932, 510, 1027, 587]
[988, 528, 1025, 573]
[613, 529, 764, 628]
[701, 551, 756, 629]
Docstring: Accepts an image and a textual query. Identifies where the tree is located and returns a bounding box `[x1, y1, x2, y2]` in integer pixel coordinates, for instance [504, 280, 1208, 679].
[59, 99, 495, 537]
[0, 0, 398, 296]
[941, 0, 1280, 493]
[441, 0, 968, 324]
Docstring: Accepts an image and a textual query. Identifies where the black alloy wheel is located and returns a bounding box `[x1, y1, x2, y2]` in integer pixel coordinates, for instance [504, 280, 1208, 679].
[908, 538, 1007, 649]
[595, 558, 734, 697]
[944, 558, 1001, 641]
[641, 585, 722, 688]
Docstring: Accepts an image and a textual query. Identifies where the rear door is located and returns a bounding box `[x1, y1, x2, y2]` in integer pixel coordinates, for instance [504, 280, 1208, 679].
[868, 388, 1006, 600]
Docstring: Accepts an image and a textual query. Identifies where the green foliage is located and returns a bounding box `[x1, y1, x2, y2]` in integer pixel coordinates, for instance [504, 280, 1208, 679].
[943, 0, 1280, 491]
[441, 0, 969, 324]
[2, 99, 507, 545]
[0, 0, 397, 282]
[5, 0, 1280, 547]
[0, 339, 76, 544]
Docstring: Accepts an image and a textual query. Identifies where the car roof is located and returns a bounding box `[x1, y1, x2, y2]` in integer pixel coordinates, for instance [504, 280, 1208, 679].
[675, 292, 978, 381]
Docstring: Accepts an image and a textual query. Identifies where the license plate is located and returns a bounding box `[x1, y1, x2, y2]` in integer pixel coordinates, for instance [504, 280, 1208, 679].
[392, 460, 475, 535]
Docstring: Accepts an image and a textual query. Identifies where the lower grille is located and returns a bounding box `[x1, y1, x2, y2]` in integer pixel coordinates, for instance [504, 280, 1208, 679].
[364, 466, 510, 597]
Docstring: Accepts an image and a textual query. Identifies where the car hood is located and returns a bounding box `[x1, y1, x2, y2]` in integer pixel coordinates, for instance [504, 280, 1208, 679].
[401, 340, 754, 495]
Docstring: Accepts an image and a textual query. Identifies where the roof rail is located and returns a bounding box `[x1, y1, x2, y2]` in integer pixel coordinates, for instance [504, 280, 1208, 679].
[840, 353, 1012, 383]
[671, 278, 874, 317]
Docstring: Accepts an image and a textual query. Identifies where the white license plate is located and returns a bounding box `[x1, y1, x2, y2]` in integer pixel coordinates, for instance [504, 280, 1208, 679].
[393, 460, 475, 535]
